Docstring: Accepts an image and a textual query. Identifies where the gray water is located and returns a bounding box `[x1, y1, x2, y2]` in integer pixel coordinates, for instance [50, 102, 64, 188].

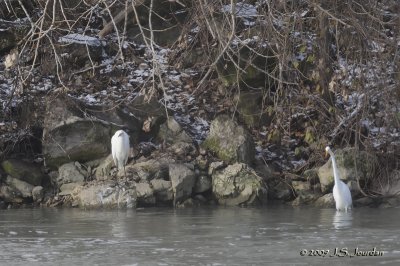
[0, 206, 399, 266]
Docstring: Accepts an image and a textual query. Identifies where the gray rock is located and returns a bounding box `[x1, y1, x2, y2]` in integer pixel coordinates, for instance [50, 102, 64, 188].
[57, 162, 85, 187]
[194, 176, 212, 194]
[150, 179, 173, 202]
[41, 94, 140, 169]
[168, 142, 196, 158]
[124, 159, 169, 181]
[32, 186, 44, 202]
[0, 185, 24, 203]
[318, 148, 378, 193]
[1, 159, 44, 186]
[5, 176, 34, 198]
[269, 181, 294, 201]
[158, 117, 192, 145]
[57, 34, 103, 70]
[292, 180, 311, 195]
[314, 193, 335, 208]
[95, 155, 114, 181]
[59, 182, 81, 196]
[136, 182, 156, 205]
[354, 197, 374, 207]
[208, 161, 225, 176]
[212, 163, 267, 206]
[291, 193, 320, 206]
[202, 115, 255, 164]
[72, 182, 137, 209]
[43, 112, 112, 169]
[169, 164, 196, 205]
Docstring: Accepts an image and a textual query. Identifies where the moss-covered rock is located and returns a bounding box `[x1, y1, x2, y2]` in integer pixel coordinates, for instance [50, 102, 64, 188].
[202, 115, 255, 165]
[1, 159, 44, 186]
[4, 176, 34, 198]
[212, 163, 267, 206]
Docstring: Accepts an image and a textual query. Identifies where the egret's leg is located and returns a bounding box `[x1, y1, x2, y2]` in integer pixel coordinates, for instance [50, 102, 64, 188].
[124, 165, 127, 183]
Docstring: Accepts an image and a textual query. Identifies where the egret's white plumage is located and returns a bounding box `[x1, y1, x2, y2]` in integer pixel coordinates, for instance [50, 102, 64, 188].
[111, 130, 130, 172]
[325, 146, 352, 212]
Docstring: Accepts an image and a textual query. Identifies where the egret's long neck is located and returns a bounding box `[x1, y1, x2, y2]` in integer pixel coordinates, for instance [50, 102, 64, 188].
[330, 151, 341, 184]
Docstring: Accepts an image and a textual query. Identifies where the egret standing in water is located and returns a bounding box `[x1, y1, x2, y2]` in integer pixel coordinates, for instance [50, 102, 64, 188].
[325, 146, 353, 212]
[111, 130, 130, 179]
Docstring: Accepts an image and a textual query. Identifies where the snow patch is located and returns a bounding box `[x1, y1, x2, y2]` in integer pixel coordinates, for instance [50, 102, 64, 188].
[58, 34, 101, 47]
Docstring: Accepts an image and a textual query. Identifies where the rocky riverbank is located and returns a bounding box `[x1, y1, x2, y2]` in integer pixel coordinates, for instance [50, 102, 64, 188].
[1, 1, 399, 210]
[1, 93, 399, 210]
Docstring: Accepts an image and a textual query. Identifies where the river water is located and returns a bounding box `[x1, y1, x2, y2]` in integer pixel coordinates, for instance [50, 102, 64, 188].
[0, 206, 399, 266]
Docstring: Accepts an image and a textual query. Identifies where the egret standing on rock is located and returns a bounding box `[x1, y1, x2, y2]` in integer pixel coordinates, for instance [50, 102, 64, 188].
[111, 130, 130, 179]
[325, 146, 353, 212]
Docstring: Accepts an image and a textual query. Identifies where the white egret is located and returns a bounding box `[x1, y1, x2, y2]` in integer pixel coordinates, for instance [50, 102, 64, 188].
[325, 146, 352, 212]
[111, 130, 130, 178]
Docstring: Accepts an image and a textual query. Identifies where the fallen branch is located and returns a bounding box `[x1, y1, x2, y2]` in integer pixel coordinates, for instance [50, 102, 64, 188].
[98, 0, 145, 39]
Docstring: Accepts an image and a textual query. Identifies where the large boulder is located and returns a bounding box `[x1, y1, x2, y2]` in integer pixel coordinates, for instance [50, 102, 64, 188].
[42, 93, 168, 169]
[72, 182, 136, 209]
[136, 182, 156, 206]
[42, 94, 137, 169]
[314, 193, 335, 208]
[0, 185, 24, 203]
[56, 162, 86, 187]
[4, 176, 34, 198]
[212, 163, 267, 206]
[1, 159, 44, 186]
[42, 96, 113, 168]
[59, 182, 81, 196]
[202, 115, 255, 164]
[150, 179, 173, 203]
[318, 148, 378, 193]
[169, 163, 196, 205]
[56, 33, 103, 71]
[123, 159, 169, 181]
